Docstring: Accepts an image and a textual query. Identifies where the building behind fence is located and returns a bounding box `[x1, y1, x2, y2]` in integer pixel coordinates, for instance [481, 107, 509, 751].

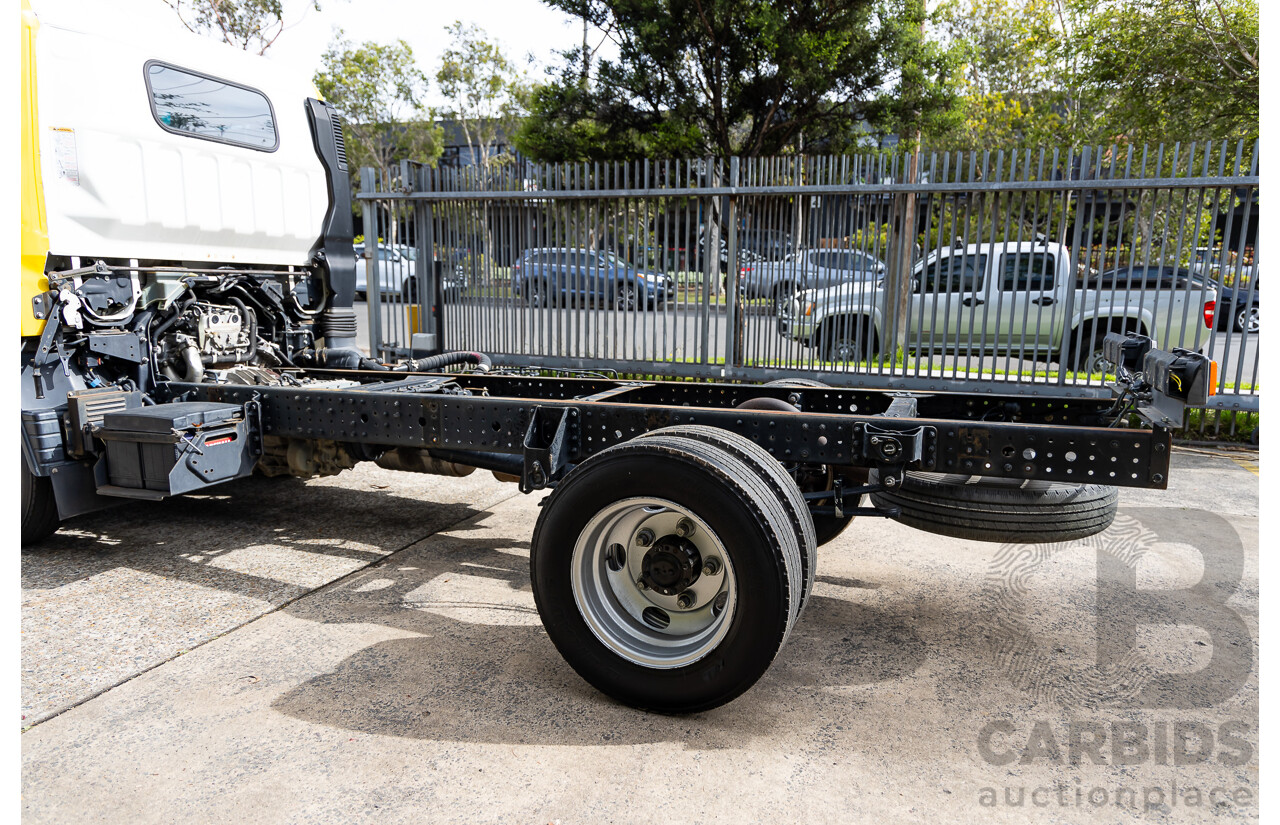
[356, 141, 1259, 436]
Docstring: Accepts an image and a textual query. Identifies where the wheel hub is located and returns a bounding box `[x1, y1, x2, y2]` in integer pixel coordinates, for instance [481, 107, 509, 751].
[640, 537, 702, 595]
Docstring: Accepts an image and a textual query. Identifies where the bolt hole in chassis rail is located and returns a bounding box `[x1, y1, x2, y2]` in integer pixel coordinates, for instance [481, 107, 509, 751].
[41, 332, 1207, 713]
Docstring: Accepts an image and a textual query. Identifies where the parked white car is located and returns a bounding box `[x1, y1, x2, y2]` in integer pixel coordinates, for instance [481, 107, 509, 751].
[741, 248, 886, 307]
[352, 243, 412, 300]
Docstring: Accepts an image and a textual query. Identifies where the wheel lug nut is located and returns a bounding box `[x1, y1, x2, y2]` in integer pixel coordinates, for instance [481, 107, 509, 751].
[702, 558, 721, 576]
[636, 579, 649, 590]
[676, 591, 696, 609]
[675, 518, 695, 538]
[635, 528, 655, 547]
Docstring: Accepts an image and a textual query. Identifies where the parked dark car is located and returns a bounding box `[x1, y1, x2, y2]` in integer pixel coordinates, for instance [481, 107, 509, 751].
[512, 248, 672, 310]
[1204, 277, 1259, 333]
[1095, 265, 1258, 333]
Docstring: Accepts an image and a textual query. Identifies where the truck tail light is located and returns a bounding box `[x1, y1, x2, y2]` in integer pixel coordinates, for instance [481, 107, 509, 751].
[1203, 299, 1216, 328]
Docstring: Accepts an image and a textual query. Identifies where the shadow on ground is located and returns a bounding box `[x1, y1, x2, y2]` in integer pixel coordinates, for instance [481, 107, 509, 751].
[22, 475, 489, 600]
[269, 513, 929, 746]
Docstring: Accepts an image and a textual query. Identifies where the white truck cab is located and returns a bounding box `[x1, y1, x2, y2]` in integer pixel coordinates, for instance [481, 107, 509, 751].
[21, 0, 362, 534]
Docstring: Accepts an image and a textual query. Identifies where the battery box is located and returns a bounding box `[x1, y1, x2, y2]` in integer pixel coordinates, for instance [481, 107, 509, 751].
[97, 401, 257, 497]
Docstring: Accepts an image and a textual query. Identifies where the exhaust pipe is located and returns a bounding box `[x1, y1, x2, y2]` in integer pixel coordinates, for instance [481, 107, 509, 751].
[375, 448, 476, 477]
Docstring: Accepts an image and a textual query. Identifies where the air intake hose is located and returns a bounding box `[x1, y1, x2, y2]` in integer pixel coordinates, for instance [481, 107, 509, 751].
[298, 347, 388, 371]
[402, 351, 493, 373]
[299, 348, 493, 373]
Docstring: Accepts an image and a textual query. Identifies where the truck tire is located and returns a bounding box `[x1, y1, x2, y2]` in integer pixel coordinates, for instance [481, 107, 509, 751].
[530, 435, 802, 713]
[633, 424, 817, 613]
[1082, 332, 1112, 375]
[22, 463, 60, 545]
[868, 471, 1118, 544]
[812, 508, 856, 546]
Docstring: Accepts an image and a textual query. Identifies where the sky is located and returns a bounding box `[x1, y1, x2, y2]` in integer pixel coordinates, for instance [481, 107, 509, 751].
[78, 0, 615, 108]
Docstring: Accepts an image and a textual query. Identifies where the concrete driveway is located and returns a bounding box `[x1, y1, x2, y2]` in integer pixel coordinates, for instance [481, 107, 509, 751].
[21, 449, 1258, 823]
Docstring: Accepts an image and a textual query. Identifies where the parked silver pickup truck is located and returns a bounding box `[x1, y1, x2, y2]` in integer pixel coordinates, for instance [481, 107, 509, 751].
[778, 241, 1218, 371]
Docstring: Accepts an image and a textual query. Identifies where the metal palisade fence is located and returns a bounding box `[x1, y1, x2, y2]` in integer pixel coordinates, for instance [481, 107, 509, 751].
[356, 141, 1258, 435]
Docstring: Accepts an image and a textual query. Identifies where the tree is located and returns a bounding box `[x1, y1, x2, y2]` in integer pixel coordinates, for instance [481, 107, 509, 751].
[436, 22, 528, 169]
[874, 0, 966, 359]
[313, 32, 443, 195]
[1075, 0, 1257, 143]
[936, 0, 1258, 149]
[161, 0, 318, 54]
[516, 0, 892, 161]
[934, 0, 1092, 148]
[870, 0, 964, 147]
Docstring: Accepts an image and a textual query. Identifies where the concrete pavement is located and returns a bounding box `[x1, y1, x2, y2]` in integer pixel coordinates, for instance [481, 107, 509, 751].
[21, 449, 1258, 823]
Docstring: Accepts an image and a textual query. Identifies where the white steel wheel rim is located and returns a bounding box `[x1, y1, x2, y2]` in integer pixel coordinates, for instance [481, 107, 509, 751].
[571, 497, 737, 669]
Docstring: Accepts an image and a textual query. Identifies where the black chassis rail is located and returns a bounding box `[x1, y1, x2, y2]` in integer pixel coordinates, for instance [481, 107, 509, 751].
[170, 372, 1173, 492]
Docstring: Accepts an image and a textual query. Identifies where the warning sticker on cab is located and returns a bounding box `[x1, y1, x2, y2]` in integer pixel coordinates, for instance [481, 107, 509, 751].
[50, 127, 80, 186]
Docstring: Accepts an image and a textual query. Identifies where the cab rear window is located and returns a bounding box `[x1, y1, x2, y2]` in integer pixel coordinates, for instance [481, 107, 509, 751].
[145, 61, 278, 151]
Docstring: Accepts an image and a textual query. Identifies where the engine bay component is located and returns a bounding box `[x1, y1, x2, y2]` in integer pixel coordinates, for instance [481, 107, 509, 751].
[192, 302, 251, 364]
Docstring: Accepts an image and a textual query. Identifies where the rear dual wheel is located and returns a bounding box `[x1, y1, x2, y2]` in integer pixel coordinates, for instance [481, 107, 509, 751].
[531, 433, 804, 713]
[633, 425, 817, 611]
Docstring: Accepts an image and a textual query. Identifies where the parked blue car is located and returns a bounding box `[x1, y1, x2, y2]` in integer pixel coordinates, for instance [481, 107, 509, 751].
[512, 247, 672, 310]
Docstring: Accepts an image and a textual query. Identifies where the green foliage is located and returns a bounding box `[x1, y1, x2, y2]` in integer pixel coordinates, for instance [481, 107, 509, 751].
[932, 0, 1088, 147]
[870, 0, 966, 144]
[933, 0, 1258, 148]
[848, 223, 891, 255]
[437, 22, 528, 168]
[313, 32, 443, 191]
[516, 82, 703, 161]
[161, 0, 318, 54]
[1183, 409, 1258, 443]
[517, 0, 890, 161]
[1075, 0, 1258, 143]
